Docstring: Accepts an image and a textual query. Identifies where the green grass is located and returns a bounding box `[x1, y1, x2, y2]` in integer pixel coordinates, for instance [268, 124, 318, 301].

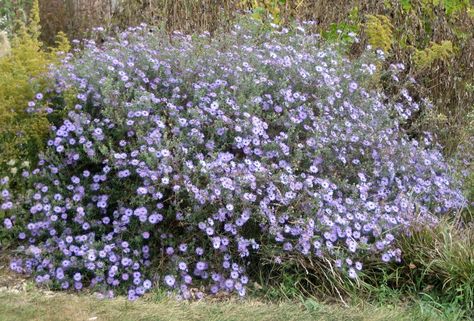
[0, 288, 449, 321]
[0, 292, 430, 321]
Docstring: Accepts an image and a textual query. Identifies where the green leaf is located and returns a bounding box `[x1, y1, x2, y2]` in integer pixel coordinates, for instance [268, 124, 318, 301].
[400, 0, 412, 11]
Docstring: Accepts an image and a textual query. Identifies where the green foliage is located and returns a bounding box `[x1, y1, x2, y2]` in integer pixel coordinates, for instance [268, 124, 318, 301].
[321, 22, 359, 44]
[321, 7, 360, 45]
[398, 220, 474, 315]
[0, 0, 69, 174]
[364, 15, 393, 53]
[400, 0, 413, 11]
[27, 0, 41, 40]
[404, 0, 473, 16]
[0, 0, 32, 34]
[240, 0, 286, 24]
[413, 40, 454, 69]
[438, 0, 470, 16]
[468, 6, 474, 17]
[50, 31, 71, 53]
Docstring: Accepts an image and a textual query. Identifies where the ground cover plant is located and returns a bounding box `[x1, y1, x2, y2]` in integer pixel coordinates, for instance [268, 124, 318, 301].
[0, 18, 467, 304]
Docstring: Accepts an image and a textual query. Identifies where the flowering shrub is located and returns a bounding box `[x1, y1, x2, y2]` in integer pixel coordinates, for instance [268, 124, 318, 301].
[1, 20, 465, 300]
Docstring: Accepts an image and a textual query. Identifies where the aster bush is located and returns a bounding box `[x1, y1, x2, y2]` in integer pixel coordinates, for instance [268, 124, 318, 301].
[0, 19, 466, 300]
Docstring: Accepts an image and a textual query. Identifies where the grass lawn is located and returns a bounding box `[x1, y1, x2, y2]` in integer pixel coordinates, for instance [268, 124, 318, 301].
[0, 289, 435, 321]
[0, 258, 460, 321]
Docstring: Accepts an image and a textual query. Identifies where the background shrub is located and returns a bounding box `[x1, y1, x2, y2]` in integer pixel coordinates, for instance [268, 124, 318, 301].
[0, 0, 32, 34]
[0, 0, 70, 179]
[1, 20, 465, 301]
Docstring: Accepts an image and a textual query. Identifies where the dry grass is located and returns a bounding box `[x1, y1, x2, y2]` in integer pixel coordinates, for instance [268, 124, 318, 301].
[0, 260, 442, 321]
[0, 289, 437, 321]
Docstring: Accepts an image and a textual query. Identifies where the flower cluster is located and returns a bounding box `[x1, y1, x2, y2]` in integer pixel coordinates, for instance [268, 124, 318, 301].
[1, 20, 465, 300]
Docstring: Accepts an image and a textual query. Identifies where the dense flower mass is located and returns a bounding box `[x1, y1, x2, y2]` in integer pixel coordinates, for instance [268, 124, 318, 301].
[1, 21, 465, 300]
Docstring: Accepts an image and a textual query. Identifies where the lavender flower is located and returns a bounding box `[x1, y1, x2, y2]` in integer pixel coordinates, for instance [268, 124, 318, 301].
[0, 19, 466, 301]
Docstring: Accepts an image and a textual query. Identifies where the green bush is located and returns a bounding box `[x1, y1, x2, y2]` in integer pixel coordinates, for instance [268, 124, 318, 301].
[0, 0, 32, 34]
[398, 219, 474, 315]
[0, 0, 69, 176]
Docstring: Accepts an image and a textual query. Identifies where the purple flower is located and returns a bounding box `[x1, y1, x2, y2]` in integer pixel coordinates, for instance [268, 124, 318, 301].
[164, 275, 175, 287]
[143, 280, 152, 289]
[3, 21, 465, 302]
[348, 268, 357, 279]
[381, 253, 391, 262]
[196, 261, 207, 271]
[3, 218, 13, 229]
